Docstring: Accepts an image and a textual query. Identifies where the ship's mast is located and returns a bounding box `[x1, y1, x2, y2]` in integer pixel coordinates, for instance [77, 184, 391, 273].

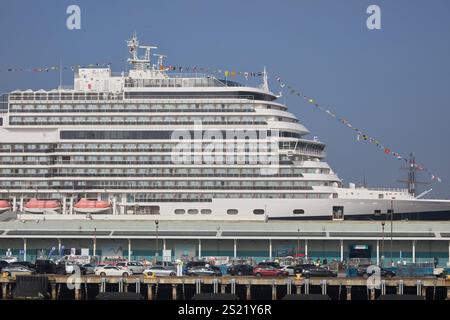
[397, 153, 429, 197]
[126, 33, 157, 71]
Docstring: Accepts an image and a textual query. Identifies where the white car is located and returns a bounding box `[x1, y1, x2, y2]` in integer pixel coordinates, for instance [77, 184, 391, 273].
[116, 261, 145, 274]
[95, 265, 132, 277]
[280, 265, 296, 276]
[143, 266, 177, 277]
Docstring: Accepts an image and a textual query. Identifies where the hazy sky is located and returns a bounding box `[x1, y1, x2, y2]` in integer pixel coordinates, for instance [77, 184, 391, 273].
[1, 0, 449, 198]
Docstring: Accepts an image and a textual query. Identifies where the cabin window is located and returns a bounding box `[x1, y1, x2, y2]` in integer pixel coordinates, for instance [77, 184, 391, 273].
[187, 209, 198, 215]
[332, 206, 344, 220]
[374, 210, 381, 216]
[227, 209, 238, 215]
[253, 209, 265, 215]
[201, 209, 212, 215]
[378, 194, 384, 199]
[293, 209, 305, 214]
[174, 209, 185, 215]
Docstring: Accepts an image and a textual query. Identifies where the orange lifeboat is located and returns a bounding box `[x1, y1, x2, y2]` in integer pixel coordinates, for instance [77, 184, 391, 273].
[24, 198, 60, 213]
[74, 198, 111, 213]
[0, 200, 10, 213]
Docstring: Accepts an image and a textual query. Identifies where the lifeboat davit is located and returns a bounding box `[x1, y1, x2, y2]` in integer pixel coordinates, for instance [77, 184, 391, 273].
[24, 198, 60, 214]
[74, 199, 111, 213]
[0, 200, 11, 213]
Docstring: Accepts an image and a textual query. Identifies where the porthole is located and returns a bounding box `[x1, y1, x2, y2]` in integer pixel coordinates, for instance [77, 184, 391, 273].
[174, 209, 185, 215]
[293, 209, 305, 214]
[188, 209, 198, 215]
[253, 209, 265, 215]
[201, 209, 212, 215]
[227, 209, 238, 215]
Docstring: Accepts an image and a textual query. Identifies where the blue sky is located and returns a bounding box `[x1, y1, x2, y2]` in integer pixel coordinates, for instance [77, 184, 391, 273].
[1, 0, 449, 198]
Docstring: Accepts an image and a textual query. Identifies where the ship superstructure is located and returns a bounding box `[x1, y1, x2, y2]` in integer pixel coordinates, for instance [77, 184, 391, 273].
[0, 34, 449, 221]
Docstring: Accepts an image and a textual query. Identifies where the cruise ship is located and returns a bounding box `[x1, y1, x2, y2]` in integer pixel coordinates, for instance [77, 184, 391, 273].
[0, 34, 449, 221]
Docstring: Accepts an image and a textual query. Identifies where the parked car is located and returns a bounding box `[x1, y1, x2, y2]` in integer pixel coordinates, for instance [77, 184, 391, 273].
[280, 265, 296, 276]
[65, 263, 87, 275]
[9, 261, 35, 269]
[253, 266, 289, 277]
[257, 261, 280, 269]
[293, 263, 315, 274]
[95, 265, 132, 277]
[301, 267, 337, 278]
[0, 260, 9, 271]
[116, 261, 145, 274]
[186, 266, 221, 277]
[357, 266, 395, 279]
[34, 259, 65, 274]
[228, 264, 254, 276]
[1, 265, 36, 277]
[82, 264, 96, 274]
[143, 266, 177, 277]
[94, 263, 109, 272]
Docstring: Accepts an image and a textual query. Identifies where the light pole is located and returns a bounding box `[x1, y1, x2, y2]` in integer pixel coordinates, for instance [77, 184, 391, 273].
[297, 228, 300, 261]
[381, 221, 385, 267]
[390, 200, 394, 266]
[155, 220, 159, 263]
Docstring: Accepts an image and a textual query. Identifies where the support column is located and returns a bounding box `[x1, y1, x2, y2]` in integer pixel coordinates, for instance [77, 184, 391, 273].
[75, 287, 81, 300]
[128, 239, 132, 261]
[58, 239, 62, 256]
[93, 238, 97, 257]
[51, 283, 57, 300]
[376, 240, 380, 266]
[172, 284, 177, 300]
[198, 239, 202, 259]
[346, 286, 352, 300]
[221, 284, 227, 294]
[12, 196, 17, 211]
[2, 284, 8, 299]
[305, 239, 308, 260]
[23, 238, 27, 261]
[112, 197, 117, 215]
[69, 197, 74, 215]
[147, 284, 153, 300]
[163, 239, 166, 251]
[269, 239, 272, 260]
[340, 240, 344, 262]
[448, 241, 450, 267]
[233, 239, 237, 258]
[271, 285, 277, 300]
[412, 240, 416, 263]
[19, 197, 24, 212]
[246, 284, 251, 300]
[62, 197, 67, 215]
[447, 287, 450, 300]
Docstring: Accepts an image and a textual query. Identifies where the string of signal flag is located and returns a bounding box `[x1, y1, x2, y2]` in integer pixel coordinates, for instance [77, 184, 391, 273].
[0, 62, 442, 183]
[275, 76, 442, 183]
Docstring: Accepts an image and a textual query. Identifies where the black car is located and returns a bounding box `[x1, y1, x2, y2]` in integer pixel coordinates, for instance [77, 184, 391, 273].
[228, 264, 254, 276]
[357, 266, 395, 279]
[0, 260, 9, 271]
[293, 263, 315, 274]
[34, 259, 66, 274]
[301, 267, 337, 278]
[9, 261, 35, 269]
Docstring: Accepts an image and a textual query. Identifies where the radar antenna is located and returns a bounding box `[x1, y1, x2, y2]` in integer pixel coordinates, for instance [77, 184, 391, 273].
[153, 54, 167, 70]
[126, 33, 157, 70]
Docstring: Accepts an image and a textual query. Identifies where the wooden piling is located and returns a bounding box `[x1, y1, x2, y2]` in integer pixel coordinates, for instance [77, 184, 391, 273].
[246, 284, 251, 300]
[147, 284, 153, 300]
[172, 284, 177, 300]
[271, 285, 277, 300]
[346, 286, 352, 300]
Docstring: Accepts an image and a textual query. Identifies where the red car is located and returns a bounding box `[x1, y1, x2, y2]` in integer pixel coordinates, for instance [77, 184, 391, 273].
[253, 266, 289, 277]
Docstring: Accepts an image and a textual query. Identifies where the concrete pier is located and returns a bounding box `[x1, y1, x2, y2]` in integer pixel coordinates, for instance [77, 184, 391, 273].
[1, 275, 449, 300]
